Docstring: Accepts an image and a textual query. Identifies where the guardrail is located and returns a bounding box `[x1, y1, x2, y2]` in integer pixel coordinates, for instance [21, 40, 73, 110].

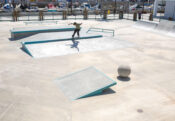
[87, 28, 115, 36]
[0, 11, 167, 22]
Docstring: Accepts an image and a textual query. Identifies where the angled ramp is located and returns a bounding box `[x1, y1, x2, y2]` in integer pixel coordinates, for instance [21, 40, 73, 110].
[54, 67, 116, 100]
[156, 20, 175, 32]
[11, 26, 75, 40]
[134, 20, 175, 37]
[134, 21, 158, 30]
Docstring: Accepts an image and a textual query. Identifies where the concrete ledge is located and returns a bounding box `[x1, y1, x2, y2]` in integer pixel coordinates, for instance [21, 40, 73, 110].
[23, 35, 103, 45]
[11, 26, 75, 40]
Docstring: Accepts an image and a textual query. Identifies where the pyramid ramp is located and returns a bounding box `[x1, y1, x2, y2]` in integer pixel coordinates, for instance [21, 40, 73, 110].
[54, 67, 117, 100]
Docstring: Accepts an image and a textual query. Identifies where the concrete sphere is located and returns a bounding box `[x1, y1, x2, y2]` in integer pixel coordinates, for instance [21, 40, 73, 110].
[118, 65, 131, 78]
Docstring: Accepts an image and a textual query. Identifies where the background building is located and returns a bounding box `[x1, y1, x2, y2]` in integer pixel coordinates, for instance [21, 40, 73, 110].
[153, 0, 175, 20]
[164, 0, 175, 19]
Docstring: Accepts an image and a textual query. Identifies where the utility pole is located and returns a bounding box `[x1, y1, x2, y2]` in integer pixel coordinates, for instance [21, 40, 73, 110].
[114, 0, 116, 15]
[101, 0, 103, 15]
[142, 0, 145, 13]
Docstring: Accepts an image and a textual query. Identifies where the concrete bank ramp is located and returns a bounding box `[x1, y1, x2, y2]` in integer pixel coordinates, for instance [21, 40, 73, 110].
[156, 20, 175, 33]
[11, 26, 75, 40]
[134, 20, 175, 36]
[134, 21, 158, 30]
[54, 67, 116, 100]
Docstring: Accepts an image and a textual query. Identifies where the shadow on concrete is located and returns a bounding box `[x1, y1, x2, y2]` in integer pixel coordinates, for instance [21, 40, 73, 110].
[101, 88, 116, 95]
[65, 39, 80, 52]
[9, 37, 23, 41]
[8, 38, 14, 41]
[9, 36, 30, 41]
[117, 76, 130, 82]
[71, 38, 79, 51]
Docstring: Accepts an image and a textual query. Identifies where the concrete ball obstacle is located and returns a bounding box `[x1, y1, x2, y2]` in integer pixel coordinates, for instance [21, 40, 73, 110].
[118, 65, 131, 78]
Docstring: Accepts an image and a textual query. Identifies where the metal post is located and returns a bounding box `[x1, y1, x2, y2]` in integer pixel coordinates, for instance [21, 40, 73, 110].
[114, 0, 116, 19]
[101, 0, 103, 17]
[71, 0, 72, 15]
[142, 0, 145, 13]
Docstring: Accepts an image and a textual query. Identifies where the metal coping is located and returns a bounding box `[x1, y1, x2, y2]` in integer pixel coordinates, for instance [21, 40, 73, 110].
[87, 28, 115, 36]
[22, 35, 103, 45]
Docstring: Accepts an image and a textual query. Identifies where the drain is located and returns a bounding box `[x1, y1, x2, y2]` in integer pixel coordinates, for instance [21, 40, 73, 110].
[137, 109, 143, 113]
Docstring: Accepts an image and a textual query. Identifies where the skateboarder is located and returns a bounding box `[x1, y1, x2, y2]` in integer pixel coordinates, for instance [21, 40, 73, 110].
[69, 22, 82, 38]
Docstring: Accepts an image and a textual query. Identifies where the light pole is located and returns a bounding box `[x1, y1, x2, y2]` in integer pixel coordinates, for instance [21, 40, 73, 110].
[71, 0, 72, 14]
[142, 0, 145, 13]
[153, 0, 158, 17]
[101, 0, 103, 15]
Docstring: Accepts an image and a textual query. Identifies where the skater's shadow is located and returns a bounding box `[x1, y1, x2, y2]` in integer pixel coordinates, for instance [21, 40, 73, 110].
[71, 39, 79, 51]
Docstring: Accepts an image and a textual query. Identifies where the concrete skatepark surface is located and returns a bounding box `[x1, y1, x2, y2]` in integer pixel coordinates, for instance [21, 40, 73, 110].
[54, 67, 116, 100]
[0, 20, 175, 121]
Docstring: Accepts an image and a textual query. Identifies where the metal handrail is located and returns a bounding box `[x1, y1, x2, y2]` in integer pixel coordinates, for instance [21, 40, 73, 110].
[87, 27, 115, 36]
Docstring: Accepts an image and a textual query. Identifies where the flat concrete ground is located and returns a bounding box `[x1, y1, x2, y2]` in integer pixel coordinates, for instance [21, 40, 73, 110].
[0, 20, 175, 121]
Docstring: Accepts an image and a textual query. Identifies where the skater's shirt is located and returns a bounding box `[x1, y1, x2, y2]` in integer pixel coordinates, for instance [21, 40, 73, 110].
[75, 24, 81, 29]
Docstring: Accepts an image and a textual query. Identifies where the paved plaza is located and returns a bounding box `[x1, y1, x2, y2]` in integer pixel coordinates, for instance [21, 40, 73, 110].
[0, 19, 175, 121]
